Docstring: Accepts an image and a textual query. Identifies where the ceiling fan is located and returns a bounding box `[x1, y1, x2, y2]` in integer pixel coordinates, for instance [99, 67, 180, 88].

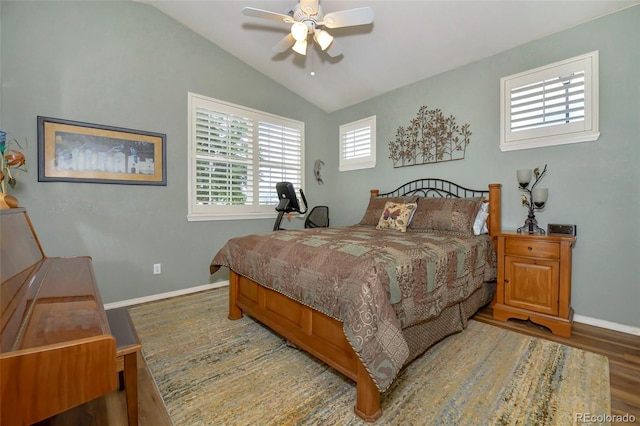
[242, 0, 374, 57]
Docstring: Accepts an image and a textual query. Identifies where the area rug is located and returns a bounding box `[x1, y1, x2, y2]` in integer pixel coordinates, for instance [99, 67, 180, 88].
[128, 288, 610, 425]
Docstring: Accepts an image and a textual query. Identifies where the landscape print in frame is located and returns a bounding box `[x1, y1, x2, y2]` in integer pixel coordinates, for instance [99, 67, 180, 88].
[38, 116, 166, 186]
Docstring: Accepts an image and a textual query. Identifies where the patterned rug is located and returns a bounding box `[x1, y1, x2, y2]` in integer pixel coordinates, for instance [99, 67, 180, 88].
[128, 288, 610, 425]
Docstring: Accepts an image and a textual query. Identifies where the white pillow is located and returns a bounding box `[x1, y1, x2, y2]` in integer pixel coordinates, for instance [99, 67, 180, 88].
[473, 202, 489, 235]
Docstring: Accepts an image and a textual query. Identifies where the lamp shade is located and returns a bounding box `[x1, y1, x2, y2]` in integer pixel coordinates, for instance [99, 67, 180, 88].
[532, 188, 548, 207]
[517, 169, 532, 187]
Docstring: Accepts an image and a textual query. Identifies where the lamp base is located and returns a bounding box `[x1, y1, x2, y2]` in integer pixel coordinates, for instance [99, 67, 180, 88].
[517, 217, 546, 235]
[0, 193, 19, 209]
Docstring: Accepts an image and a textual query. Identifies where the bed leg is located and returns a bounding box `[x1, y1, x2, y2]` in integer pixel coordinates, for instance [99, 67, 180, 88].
[228, 270, 243, 320]
[354, 360, 382, 422]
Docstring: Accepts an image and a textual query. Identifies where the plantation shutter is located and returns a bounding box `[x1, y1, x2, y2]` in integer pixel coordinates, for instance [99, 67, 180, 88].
[188, 93, 305, 220]
[194, 107, 254, 206]
[509, 71, 585, 132]
[343, 126, 371, 159]
[339, 116, 376, 171]
[500, 51, 599, 151]
[257, 121, 303, 206]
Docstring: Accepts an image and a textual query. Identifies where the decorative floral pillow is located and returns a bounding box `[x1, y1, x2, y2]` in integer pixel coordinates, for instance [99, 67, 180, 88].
[409, 197, 484, 235]
[359, 195, 419, 226]
[376, 201, 417, 232]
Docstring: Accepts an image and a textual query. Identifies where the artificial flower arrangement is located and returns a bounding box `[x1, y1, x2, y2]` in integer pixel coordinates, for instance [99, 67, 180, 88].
[0, 130, 27, 195]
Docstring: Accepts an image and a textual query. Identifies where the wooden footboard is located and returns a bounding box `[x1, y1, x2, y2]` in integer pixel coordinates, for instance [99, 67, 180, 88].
[228, 270, 382, 422]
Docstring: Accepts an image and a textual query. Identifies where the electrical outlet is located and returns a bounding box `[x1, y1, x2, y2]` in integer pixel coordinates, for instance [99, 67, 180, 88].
[153, 263, 161, 274]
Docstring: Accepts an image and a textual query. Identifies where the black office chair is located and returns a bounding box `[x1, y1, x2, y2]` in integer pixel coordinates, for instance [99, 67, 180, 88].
[304, 206, 329, 228]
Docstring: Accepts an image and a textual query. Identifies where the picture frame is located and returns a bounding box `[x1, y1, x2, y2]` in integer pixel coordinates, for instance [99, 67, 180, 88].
[37, 116, 167, 186]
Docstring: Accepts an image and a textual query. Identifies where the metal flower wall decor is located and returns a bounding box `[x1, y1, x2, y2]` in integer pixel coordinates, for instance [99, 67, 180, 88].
[388, 105, 471, 168]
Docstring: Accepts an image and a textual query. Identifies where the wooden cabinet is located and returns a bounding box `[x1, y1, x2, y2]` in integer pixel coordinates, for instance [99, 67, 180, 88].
[493, 231, 576, 337]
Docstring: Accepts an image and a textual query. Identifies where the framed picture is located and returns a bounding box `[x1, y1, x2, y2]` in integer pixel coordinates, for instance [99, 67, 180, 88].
[37, 116, 167, 186]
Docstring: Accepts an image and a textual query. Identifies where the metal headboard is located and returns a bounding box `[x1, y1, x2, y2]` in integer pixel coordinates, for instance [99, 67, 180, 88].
[376, 178, 489, 199]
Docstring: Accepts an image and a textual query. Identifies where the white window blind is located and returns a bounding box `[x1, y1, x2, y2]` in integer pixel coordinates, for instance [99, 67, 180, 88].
[500, 51, 599, 151]
[257, 121, 303, 206]
[194, 108, 254, 207]
[339, 116, 376, 171]
[188, 93, 304, 220]
[510, 71, 585, 132]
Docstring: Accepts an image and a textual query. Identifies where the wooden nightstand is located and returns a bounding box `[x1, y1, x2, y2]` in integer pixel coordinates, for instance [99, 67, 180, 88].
[493, 231, 576, 337]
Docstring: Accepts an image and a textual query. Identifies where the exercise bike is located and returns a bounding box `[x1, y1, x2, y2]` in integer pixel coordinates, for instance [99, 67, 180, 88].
[273, 182, 329, 231]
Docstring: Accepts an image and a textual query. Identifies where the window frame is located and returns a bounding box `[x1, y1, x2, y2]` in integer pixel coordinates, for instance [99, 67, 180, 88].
[500, 51, 600, 151]
[339, 115, 376, 172]
[187, 92, 304, 221]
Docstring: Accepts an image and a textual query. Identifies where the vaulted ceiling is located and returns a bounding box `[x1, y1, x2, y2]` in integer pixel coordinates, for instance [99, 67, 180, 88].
[138, 1, 638, 113]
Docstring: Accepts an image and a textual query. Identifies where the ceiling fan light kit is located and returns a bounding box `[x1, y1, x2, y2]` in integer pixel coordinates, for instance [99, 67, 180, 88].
[292, 39, 308, 56]
[242, 0, 373, 58]
[291, 21, 308, 42]
[314, 29, 333, 51]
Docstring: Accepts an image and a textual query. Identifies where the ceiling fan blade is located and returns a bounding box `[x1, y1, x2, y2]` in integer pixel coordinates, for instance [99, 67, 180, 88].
[272, 33, 295, 54]
[321, 7, 374, 29]
[325, 40, 343, 58]
[242, 7, 294, 24]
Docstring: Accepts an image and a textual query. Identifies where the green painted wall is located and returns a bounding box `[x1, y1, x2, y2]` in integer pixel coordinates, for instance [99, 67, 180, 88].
[326, 6, 640, 328]
[0, 1, 331, 303]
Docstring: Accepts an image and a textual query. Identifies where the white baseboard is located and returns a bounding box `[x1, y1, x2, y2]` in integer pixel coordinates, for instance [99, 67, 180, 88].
[105, 281, 640, 337]
[104, 281, 229, 310]
[573, 314, 640, 336]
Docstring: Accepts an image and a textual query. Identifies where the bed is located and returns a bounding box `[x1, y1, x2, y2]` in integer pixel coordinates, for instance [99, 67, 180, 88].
[210, 179, 501, 421]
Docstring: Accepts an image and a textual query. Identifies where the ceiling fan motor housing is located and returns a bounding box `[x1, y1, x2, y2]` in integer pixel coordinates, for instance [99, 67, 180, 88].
[294, 3, 323, 21]
[293, 3, 323, 38]
[299, 0, 319, 16]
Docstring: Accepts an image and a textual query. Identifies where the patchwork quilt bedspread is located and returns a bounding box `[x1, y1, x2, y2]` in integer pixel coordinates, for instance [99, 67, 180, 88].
[210, 225, 496, 392]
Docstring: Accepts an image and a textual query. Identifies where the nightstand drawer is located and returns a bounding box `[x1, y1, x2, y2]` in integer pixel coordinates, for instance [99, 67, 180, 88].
[505, 239, 559, 259]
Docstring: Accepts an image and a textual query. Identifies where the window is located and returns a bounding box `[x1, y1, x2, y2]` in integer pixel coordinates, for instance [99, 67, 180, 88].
[500, 51, 599, 151]
[339, 116, 376, 171]
[188, 93, 304, 221]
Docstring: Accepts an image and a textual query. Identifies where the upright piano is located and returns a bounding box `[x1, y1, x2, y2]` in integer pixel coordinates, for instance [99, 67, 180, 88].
[0, 207, 116, 425]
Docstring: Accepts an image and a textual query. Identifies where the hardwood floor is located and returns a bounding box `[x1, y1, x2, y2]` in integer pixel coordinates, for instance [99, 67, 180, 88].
[46, 306, 639, 425]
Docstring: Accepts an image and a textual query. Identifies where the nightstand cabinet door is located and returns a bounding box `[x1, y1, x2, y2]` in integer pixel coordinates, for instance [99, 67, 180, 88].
[504, 256, 559, 315]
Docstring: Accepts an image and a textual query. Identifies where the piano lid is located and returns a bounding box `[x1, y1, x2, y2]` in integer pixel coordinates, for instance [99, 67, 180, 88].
[1, 209, 110, 353]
